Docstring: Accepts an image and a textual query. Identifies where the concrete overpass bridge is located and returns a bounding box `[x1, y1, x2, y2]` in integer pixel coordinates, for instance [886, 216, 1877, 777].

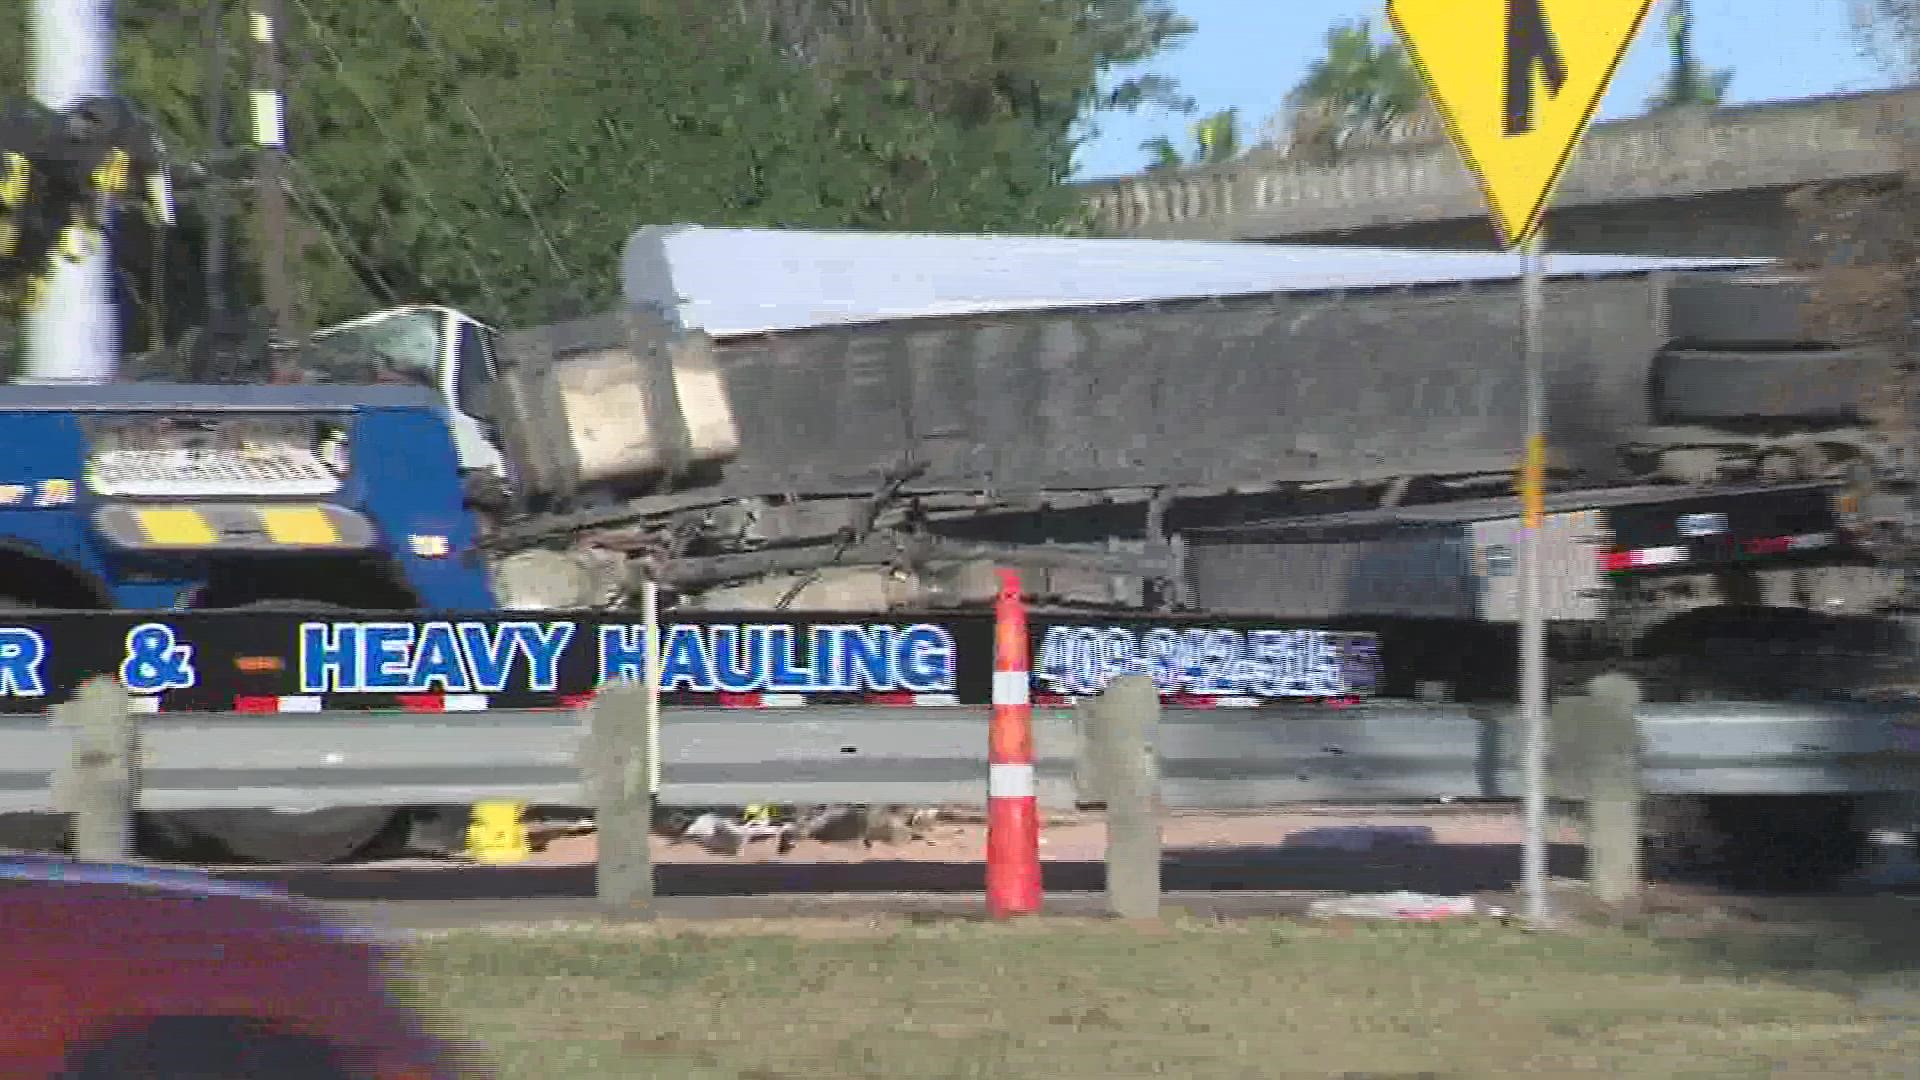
[1078, 88, 1915, 256]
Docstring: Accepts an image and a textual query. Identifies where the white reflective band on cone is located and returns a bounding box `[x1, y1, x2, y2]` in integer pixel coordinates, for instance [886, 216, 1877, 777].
[992, 670, 1030, 706]
[988, 763, 1035, 798]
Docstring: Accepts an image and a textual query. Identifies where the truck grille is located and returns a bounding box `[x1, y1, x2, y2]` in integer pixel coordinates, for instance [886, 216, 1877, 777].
[87, 446, 342, 498]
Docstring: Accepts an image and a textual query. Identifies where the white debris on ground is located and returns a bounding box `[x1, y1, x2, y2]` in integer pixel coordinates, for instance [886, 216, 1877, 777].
[678, 813, 794, 856]
[1307, 891, 1502, 921]
[1853, 830, 1920, 889]
[662, 805, 944, 856]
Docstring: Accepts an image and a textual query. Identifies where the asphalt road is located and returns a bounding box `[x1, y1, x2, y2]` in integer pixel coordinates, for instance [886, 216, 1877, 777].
[215, 836, 1590, 930]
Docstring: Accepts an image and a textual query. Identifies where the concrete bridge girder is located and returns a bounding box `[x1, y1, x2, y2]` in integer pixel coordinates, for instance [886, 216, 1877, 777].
[1079, 89, 1916, 257]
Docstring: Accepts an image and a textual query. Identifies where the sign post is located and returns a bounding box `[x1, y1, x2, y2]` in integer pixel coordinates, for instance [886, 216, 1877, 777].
[1519, 227, 1549, 918]
[1388, 0, 1656, 925]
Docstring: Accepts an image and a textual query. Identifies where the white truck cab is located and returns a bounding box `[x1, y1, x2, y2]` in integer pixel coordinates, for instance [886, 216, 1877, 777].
[306, 304, 512, 489]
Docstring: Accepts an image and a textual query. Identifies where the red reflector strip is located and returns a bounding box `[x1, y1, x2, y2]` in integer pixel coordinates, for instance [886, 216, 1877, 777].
[1167, 694, 1219, 709]
[1602, 545, 1688, 571]
[863, 692, 961, 707]
[229, 694, 489, 714]
[391, 693, 491, 713]
[178, 687, 1369, 714]
[1033, 691, 1359, 709]
[710, 692, 807, 708]
[1744, 531, 1835, 555]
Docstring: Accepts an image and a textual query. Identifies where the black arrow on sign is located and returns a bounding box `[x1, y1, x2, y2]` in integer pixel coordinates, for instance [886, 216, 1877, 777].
[1503, 0, 1567, 135]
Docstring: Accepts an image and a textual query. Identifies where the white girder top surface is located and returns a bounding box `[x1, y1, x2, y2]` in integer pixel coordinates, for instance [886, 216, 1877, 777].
[621, 223, 1768, 338]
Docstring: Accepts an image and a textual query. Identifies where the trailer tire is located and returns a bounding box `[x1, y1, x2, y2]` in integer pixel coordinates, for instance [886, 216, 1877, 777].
[1701, 794, 1868, 893]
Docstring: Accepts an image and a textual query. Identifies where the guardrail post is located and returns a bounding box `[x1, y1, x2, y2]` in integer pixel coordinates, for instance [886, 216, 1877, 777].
[590, 679, 656, 916]
[591, 580, 660, 916]
[50, 677, 136, 862]
[1080, 674, 1162, 920]
[1550, 672, 1645, 919]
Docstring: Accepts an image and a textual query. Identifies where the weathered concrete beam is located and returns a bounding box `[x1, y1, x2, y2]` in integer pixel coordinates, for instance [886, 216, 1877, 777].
[1080, 88, 1915, 242]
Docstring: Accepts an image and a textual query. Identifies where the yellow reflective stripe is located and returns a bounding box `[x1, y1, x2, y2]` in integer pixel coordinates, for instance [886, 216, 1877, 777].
[257, 506, 340, 545]
[0, 152, 27, 207]
[91, 149, 130, 196]
[135, 509, 217, 546]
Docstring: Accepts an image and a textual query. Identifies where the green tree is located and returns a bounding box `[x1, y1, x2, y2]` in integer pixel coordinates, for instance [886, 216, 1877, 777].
[1644, 0, 1733, 114]
[3, 0, 1193, 343]
[1191, 108, 1239, 164]
[1849, 0, 1920, 77]
[1138, 107, 1239, 171]
[1269, 19, 1439, 163]
[1138, 135, 1184, 171]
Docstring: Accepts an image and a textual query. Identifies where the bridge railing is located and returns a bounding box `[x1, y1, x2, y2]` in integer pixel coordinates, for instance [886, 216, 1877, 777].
[1079, 89, 1914, 239]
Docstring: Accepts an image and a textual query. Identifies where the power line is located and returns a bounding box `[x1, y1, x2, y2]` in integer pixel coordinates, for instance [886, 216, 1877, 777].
[282, 164, 395, 307]
[388, 0, 585, 306]
[283, 0, 509, 316]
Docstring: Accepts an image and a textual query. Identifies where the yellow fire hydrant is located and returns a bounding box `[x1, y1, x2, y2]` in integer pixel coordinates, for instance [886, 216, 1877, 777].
[465, 800, 531, 864]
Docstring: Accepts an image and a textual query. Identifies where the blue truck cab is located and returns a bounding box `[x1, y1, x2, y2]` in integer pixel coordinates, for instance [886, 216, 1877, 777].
[0, 382, 496, 612]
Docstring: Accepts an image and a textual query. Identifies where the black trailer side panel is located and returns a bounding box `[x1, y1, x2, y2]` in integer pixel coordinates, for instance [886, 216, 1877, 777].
[1184, 532, 1481, 620]
[702, 276, 1666, 496]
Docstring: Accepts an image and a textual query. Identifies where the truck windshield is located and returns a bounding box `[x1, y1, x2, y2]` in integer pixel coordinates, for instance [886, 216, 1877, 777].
[303, 309, 443, 389]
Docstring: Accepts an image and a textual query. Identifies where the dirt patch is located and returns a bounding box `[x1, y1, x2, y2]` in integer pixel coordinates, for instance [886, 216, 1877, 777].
[520, 806, 1581, 868]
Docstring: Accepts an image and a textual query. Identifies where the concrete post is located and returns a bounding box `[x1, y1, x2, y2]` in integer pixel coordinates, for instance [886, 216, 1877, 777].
[589, 680, 656, 916]
[1079, 674, 1162, 920]
[51, 677, 136, 861]
[23, 0, 119, 384]
[1550, 672, 1645, 918]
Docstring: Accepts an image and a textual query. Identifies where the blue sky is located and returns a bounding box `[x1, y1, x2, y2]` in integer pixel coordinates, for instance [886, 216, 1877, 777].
[1074, 0, 1892, 180]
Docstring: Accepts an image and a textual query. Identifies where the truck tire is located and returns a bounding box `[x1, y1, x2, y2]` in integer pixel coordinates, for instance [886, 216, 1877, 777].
[169, 807, 403, 865]
[61, 1017, 352, 1079]
[168, 600, 404, 864]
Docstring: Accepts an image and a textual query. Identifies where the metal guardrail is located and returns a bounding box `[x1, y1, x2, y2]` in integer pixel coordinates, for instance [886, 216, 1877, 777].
[1632, 701, 1920, 797]
[1, 699, 1915, 816]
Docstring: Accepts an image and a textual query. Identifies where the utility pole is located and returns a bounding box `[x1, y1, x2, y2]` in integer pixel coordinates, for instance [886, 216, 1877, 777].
[21, 0, 119, 385]
[201, 0, 229, 329]
[245, 0, 300, 343]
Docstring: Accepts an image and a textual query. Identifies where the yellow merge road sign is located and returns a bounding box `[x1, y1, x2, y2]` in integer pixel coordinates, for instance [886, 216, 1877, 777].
[1388, 0, 1656, 248]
